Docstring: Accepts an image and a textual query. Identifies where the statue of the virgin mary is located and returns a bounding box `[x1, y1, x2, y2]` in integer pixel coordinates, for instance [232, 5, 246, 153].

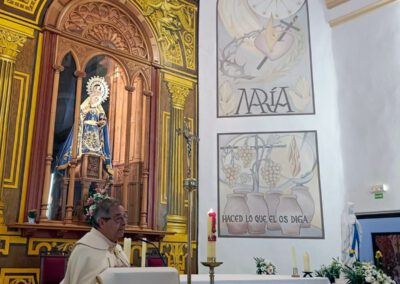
[56, 76, 112, 175]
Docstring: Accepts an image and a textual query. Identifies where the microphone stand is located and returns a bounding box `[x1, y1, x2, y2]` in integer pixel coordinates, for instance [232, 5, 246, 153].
[136, 238, 167, 267]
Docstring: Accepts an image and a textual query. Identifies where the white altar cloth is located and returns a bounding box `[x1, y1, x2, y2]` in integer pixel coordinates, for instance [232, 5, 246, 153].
[180, 274, 330, 284]
[97, 267, 179, 284]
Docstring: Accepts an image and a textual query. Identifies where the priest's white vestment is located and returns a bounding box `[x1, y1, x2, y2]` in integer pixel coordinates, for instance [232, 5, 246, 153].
[62, 228, 130, 284]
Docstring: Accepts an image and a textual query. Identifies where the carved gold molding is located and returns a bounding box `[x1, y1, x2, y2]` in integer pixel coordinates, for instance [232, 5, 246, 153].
[166, 214, 187, 234]
[0, 19, 33, 60]
[0, 236, 194, 277]
[3, 72, 30, 189]
[164, 73, 193, 109]
[161, 111, 170, 204]
[168, 83, 190, 109]
[0, 268, 39, 284]
[0, 26, 27, 61]
[4, 0, 40, 14]
[0, 235, 26, 255]
[162, 242, 188, 273]
[0, 238, 194, 275]
[27, 238, 76, 255]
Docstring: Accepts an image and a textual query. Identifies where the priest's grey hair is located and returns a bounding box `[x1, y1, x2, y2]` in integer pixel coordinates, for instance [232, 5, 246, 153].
[93, 198, 122, 228]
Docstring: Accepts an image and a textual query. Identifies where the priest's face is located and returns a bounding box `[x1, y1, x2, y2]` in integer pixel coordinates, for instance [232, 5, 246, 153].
[99, 205, 127, 242]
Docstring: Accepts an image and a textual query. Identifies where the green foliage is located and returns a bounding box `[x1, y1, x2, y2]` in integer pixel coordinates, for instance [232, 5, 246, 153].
[27, 209, 37, 218]
[314, 258, 342, 283]
[342, 262, 365, 284]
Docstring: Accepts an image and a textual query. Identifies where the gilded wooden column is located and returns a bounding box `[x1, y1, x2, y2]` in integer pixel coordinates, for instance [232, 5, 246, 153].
[0, 26, 28, 227]
[123, 85, 134, 223]
[40, 64, 64, 221]
[65, 71, 85, 224]
[165, 74, 193, 234]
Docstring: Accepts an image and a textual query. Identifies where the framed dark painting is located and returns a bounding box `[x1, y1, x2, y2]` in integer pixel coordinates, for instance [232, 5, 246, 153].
[372, 232, 400, 284]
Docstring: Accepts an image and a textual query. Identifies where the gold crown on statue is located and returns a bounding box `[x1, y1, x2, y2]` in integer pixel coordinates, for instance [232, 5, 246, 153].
[86, 76, 109, 104]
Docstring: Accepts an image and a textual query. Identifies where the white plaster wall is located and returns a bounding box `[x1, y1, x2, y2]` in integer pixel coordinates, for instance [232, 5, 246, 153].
[198, 0, 346, 275]
[331, 2, 400, 213]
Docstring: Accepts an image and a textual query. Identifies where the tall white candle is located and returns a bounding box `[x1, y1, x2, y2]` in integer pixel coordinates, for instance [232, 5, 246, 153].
[291, 246, 298, 268]
[304, 252, 310, 272]
[123, 238, 131, 265]
[141, 238, 147, 267]
[207, 208, 217, 261]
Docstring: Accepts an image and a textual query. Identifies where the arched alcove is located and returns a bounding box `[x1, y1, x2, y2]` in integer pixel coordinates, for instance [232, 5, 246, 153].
[26, 0, 162, 237]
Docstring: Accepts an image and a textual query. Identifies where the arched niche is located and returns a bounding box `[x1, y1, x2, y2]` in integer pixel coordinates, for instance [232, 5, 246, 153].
[24, 0, 162, 237]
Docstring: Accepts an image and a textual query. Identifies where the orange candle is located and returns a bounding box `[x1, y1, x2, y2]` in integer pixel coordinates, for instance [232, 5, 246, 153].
[207, 208, 217, 262]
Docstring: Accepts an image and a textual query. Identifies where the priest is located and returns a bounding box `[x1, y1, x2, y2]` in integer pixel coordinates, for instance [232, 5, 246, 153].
[62, 198, 130, 284]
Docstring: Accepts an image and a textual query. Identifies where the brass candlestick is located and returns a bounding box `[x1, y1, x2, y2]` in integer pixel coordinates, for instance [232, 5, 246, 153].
[201, 260, 223, 284]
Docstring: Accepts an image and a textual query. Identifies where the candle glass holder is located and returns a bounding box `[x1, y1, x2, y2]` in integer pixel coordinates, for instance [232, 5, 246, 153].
[201, 260, 223, 284]
[292, 267, 300, 278]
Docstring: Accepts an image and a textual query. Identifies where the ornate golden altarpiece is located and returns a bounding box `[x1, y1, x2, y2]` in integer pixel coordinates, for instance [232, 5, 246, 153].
[0, 0, 198, 282]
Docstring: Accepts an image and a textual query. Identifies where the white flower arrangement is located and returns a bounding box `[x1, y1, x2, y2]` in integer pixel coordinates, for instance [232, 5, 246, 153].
[254, 257, 276, 275]
[342, 261, 396, 284]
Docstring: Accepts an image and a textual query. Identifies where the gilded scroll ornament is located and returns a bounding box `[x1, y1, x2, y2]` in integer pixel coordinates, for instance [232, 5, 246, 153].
[28, 239, 75, 255]
[141, 0, 196, 68]
[161, 242, 188, 273]
[182, 30, 195, 69]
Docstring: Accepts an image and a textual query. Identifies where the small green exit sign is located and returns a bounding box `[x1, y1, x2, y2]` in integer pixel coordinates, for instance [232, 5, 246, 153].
[374, 192, 384, 199]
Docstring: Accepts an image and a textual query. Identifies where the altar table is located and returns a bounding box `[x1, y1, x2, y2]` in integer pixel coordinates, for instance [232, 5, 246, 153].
[97, 267, 180, 284]
[180, 274, 331, 284]
[97, 268, 330, 284]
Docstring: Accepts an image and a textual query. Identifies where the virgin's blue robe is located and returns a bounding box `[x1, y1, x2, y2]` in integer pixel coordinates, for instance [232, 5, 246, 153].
[56, 99, 112, 175]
